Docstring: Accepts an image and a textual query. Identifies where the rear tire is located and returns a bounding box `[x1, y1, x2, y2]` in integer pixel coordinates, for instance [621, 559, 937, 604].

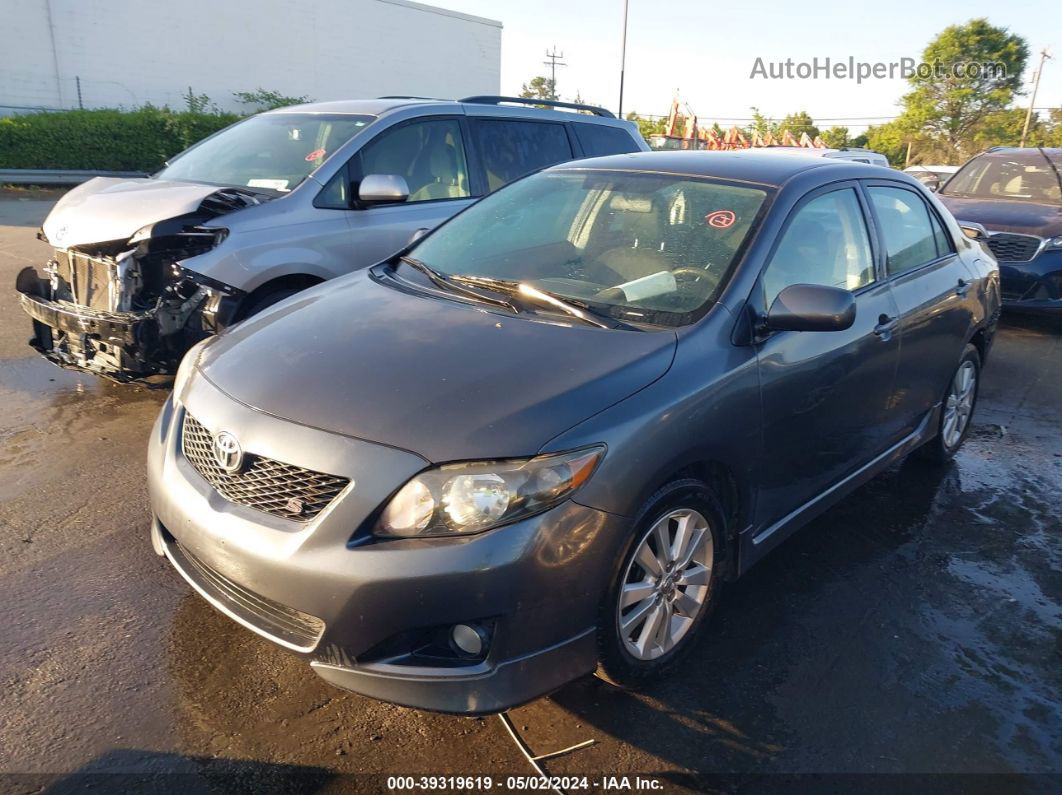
[918, 344, 981, 462]
[595, 479, 724, 689]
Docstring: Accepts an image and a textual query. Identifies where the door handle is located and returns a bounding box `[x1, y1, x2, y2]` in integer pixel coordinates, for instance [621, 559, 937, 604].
[874, 314, 898, 338]
[955, 278, 972, 297]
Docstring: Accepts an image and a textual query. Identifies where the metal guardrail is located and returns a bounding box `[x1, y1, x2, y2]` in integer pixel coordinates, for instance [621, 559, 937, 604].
[0, 168, 148, 186]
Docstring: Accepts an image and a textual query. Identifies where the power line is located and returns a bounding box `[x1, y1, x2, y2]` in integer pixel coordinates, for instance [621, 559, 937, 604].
[543, 47, 566, 100]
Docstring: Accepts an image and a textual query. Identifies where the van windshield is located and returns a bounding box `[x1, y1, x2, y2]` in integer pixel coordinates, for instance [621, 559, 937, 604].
[158, 113, 374, 192]
[410, 169, 769, 326]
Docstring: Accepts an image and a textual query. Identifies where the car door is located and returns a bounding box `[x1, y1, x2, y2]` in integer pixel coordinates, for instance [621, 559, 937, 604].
[864, 182, 976, 436]
[754, 183, 902, 534]
[314, 116, 479, 270]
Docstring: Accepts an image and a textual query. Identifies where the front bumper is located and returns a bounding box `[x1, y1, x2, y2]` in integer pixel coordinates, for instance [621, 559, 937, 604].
[18, 288, 155, 380]
[999, 249, 1062, 313]
[147, 376, 628, 714]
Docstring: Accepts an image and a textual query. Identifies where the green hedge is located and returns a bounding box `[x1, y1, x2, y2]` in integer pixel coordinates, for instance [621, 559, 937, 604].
[0, 107, 242, 172]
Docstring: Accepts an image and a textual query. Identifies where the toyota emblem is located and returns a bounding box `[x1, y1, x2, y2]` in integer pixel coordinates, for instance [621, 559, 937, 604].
[212, 431, 244, 473]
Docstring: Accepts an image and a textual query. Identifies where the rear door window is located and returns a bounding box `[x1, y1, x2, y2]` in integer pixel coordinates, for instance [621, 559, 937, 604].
[470, 119, 573, 192]
[573, 124, 640, 157]
[868, 186, 943, 276]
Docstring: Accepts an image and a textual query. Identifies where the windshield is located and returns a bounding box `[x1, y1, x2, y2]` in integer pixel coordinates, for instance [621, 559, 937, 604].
[158, 113, 374, 192]
[942, 152, 1062, 203]
[409, 170, 769, 326]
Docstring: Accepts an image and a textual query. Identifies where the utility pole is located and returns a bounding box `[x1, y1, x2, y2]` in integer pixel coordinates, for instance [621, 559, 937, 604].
[618, 0, 629, 117]
[1020, 48, 1051, 148]
[543, 47, 566, 100]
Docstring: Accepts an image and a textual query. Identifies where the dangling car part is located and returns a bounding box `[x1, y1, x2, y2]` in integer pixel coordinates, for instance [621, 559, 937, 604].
[16, 185, 255, 381]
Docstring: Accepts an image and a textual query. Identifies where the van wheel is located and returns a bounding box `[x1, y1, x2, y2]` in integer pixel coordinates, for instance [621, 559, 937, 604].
[241, 287, 301, 319]
[596, 479, 723, 689]
[919, 344, 981, 462]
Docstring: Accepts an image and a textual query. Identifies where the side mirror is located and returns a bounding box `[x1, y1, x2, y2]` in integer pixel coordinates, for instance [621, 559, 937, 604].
[924, 175, 940, 192]
[358, 174, 409, 205]
[766, 283, 856, 332]
[958, 222, 988, 242]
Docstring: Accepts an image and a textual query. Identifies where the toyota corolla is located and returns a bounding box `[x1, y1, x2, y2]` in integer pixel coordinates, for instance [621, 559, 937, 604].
[148, 151, 999, 713]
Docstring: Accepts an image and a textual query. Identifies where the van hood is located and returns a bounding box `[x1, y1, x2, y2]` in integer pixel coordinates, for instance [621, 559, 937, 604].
[42, 177, 268, 249]
[937, 194, 1062, 237]
[197, 270, 678, 463]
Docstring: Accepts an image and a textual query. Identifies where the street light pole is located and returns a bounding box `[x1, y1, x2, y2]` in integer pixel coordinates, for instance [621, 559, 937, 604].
[1020, 48, 1051, 148]
[618, 0, 629, 117]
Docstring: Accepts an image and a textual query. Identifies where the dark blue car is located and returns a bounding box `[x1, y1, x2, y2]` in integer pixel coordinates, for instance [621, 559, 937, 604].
[938, 147, 1062, 313]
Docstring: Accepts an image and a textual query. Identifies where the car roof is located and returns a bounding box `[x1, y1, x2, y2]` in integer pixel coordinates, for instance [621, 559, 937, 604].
[547, 149, 892, 187]
[980, 146, 1062, 160]
[265, 97, 625, 124]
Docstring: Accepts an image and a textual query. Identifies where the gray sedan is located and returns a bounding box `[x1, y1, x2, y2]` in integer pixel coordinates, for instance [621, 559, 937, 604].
[147, 151, 1000, 713]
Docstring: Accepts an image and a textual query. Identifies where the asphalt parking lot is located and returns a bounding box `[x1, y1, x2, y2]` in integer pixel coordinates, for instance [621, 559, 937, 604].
[0, 191, 1060, 792]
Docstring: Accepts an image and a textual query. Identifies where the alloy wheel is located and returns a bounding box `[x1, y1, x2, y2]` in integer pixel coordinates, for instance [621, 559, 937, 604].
[617, 508, 713, 661]
[942, 360, 977, 449]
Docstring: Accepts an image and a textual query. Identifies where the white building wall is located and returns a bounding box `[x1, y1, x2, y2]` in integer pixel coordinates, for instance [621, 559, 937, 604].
[1, 0, 501, 113]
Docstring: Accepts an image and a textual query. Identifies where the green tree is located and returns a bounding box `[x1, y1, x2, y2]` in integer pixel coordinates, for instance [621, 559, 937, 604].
[625, 111, 666, 139]
[234, 88, 312, 111]
[820, 126, 850, 148]
[778, 111, 819, 138]
[898, 18, 1028, 159]
[520, 76, 557, 102]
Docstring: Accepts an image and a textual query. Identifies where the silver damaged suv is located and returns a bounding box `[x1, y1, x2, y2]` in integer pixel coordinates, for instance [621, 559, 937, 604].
[15, 96, 646, 381]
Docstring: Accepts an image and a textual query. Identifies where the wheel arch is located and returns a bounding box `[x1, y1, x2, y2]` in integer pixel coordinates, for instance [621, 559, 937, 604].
[235, 273, 326, 321]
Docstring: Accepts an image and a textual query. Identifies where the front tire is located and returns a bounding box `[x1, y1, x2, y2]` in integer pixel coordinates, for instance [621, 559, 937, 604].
[596, 479, 724, 688]
[920, 343, 981, 462]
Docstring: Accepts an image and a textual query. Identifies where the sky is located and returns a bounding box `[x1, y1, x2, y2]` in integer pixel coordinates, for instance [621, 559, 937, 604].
[442, 0, 1060, 133]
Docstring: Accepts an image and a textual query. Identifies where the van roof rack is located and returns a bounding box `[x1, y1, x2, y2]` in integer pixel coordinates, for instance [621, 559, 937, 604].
[378, 95, 443, 100]
[458, 95, 616, 118]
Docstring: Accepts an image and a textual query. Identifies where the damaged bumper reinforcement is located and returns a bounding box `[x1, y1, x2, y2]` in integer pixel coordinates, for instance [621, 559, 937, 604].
[16, 187, 258, 381]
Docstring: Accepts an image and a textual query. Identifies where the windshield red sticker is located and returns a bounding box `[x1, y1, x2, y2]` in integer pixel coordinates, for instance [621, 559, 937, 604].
[305, 148, 327, 162]
[706, 210, 736, 229]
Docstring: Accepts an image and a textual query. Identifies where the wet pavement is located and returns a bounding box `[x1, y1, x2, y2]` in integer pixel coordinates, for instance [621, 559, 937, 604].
[0, 194, 1059, 792]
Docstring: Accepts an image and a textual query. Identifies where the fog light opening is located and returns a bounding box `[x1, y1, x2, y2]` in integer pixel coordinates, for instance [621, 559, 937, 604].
[450, 623, 489, 659]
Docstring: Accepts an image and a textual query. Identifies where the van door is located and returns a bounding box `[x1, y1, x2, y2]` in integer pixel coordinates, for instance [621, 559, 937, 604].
[864, 182, 976, 435]
[753, 184, 902, 543]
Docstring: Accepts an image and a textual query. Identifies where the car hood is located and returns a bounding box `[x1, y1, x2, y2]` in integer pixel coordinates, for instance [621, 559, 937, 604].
[937, 194, 1062, 237]
[41, 176, 265, 249]
[197, 270, 678, 463]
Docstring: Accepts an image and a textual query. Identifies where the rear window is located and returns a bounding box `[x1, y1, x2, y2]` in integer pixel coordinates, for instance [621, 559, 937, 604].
[573, 124, 640, 157]
[470, 119, 573, 192]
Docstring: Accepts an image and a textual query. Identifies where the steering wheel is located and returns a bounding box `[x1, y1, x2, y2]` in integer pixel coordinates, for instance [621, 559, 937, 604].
[671, 266, 711, 286]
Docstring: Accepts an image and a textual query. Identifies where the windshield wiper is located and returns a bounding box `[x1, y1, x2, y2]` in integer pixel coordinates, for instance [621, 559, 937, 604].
[451, 275, 641, 331]
[398, 257, 518, 313]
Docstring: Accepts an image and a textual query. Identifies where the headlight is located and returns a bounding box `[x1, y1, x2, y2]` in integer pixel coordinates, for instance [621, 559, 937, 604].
[173, 337, 212, 402]
[375, 447, 605, 538]
[1046, 236, 1062, 251]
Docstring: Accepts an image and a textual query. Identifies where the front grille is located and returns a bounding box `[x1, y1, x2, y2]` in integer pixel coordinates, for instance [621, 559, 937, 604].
[986, 233, 1041, 263]
[181, 412, 349, 522]
[170, 539, 325, 650]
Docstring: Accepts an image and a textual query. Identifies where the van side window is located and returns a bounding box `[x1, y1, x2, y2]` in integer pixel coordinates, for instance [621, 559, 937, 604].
[868, 186, 941, 276]
[761, 188, 874, 306]
[573, 124, 639, 157]
[470, 119, 573, 192]
[358, 119, 470, 203]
